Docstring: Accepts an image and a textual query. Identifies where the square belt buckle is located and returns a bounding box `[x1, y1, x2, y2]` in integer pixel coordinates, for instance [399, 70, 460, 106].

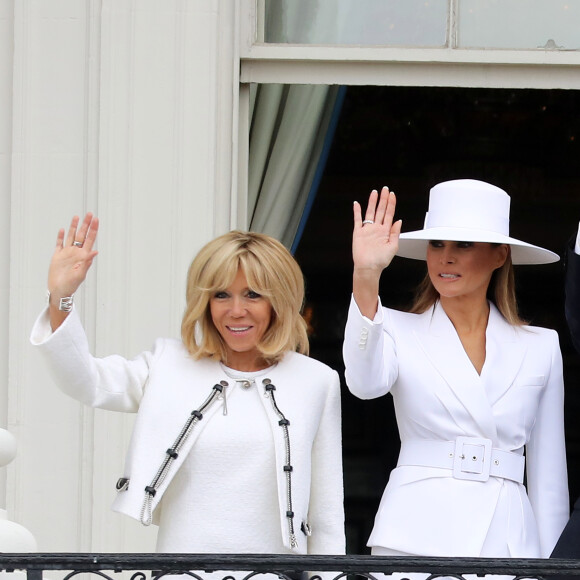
[452, 436, 492, 482]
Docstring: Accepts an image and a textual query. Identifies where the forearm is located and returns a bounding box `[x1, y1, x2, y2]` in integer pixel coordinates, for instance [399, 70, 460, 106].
[352, 267, 381, 319]
[343, 296, 396, 399]
[31, 307, 148, 412]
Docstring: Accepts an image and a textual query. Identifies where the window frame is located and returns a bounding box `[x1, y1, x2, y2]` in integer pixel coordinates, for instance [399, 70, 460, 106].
[239, 0, 580, 89]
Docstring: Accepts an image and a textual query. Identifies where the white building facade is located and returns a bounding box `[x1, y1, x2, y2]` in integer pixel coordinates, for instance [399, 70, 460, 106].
[1, 0, 580, 552]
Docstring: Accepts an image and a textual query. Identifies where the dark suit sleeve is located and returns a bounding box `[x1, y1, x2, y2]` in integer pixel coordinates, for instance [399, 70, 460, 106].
[551, 237, 580, 563]
[565, 240, 580, 354]
[551, 496, 580, 558]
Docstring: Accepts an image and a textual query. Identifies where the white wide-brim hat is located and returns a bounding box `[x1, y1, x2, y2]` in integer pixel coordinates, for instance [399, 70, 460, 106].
[397, 179, 559, 265]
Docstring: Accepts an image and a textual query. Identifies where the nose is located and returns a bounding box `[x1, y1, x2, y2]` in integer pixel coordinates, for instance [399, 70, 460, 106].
[440, 245, 456, 264]
[230, 296, 247, 317]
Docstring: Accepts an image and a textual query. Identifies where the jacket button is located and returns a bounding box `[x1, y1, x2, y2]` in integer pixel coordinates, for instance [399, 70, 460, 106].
[116, 477, 129, 491]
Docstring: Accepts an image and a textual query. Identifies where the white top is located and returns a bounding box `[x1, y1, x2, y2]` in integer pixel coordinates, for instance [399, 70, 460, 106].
[156, 367, 288, 553]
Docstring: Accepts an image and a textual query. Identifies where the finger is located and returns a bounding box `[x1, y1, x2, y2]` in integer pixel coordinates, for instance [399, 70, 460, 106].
[353, 201, 363, 229]
[383, 190, 397, 226]
[391, 218, 403, 240]
[65, 216, 80, 247]
[75, 253, 98, 275]
[86, 252, 98, 267]
[55, 228, 65, 249]
[75, 213, 94, 245]
[374, 186, 391, 225]
[386, 219, 402, 256]
[364, 190, 379, 222]
[83, 216, 99, 251]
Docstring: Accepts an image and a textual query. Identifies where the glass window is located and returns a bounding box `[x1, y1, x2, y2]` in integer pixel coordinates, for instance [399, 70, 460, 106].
[458, 0, 580, 49]
[264, 0, 449, 47]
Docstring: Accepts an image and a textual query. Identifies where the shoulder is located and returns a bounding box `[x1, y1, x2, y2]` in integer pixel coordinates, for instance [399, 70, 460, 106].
[383, 306, 431, 331]
[277, 351, 339, 382]
[519, 324, 560, 345]
[519, 322, 558, 338]
[488, 303, 559, 348]
[151, 337, 188, 352]
[149, 337, 188, 358]
[507, 323, 561, 362]
[148, 338, 218, 371]
[385, 307, 425, 321]
[279, 351, 336, 373]
[566, 241, 580, 267]
[273, 353, 340, 410]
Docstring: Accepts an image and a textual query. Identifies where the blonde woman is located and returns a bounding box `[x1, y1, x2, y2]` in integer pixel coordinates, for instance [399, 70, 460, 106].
[31, 218, 345, 558]
[343, 179, 568, 559]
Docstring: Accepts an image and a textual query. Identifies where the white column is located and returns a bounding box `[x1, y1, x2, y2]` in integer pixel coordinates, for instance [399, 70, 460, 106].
[7, 0, 240, 551]
[0, 3, 14, 500]
[9, 0, 98, 551]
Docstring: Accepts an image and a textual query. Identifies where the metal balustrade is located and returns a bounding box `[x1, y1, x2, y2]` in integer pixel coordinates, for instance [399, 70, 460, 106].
[0, 554, 580, 580]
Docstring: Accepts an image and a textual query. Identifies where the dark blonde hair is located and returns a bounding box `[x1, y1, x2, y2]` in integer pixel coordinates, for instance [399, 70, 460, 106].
[409, 246, 526, 325]
[181, 230, 309, 364]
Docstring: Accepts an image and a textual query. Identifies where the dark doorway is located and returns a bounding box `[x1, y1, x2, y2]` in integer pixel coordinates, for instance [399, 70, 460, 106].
[294, 86, 580, 554]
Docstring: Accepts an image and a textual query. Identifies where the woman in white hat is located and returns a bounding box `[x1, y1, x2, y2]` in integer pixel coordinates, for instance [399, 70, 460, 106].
[343, 179, 569, 559]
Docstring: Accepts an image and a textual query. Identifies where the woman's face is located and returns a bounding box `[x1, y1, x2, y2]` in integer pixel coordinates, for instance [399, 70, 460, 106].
[426, 241, 508, 303]
[210, 267, 273, 371]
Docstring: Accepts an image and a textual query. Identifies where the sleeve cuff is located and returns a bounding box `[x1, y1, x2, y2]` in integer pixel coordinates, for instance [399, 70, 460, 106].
[350, 294, 384, 325]
[30, 305, 77, 346]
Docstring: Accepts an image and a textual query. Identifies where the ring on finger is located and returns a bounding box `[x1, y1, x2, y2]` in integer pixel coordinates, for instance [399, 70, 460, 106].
[73, 241, 83, 247]
[362, 220, 374, 225]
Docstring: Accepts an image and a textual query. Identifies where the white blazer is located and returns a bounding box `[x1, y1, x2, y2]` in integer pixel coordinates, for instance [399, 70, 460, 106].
[31, 308, 345, 556]
[343, 296, 569, 558]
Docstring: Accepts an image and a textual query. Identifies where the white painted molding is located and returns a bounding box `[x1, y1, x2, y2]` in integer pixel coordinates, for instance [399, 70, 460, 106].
[9, 0, 97, 551]
[7, 0, 240, 552]
[240, 56, 580, 89]
[0, 0, 15, 511]
[93, 0, 240, 552]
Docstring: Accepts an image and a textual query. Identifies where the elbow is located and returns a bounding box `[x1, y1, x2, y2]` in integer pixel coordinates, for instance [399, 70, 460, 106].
[344, 373, 389, 400]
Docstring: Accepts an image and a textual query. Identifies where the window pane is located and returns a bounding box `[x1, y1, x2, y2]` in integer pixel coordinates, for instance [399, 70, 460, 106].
[459, 0, 580, 49]
[264, 0, 448, 47]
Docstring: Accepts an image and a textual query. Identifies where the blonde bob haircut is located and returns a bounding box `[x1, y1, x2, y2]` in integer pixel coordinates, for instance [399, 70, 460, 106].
[409, 245, 526, 326]
[181, 230, 309, 364]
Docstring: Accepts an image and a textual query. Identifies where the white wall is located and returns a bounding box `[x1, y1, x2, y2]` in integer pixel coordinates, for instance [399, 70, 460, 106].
[0, 0, 14, 510]
[4, 0, 240, 551]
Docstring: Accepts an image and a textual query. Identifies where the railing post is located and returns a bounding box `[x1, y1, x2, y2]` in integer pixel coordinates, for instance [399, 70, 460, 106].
[26, 570, 43, 580]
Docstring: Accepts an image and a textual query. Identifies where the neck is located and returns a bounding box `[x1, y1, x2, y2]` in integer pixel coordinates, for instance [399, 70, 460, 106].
[223, 354, 270, 373]
[439, 295, 490, 334]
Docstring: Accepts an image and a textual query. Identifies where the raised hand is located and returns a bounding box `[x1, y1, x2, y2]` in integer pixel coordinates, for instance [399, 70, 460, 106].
[352, 187, 402, 318]
[48, 213, 99, 328]
[353, 187, 401, 272]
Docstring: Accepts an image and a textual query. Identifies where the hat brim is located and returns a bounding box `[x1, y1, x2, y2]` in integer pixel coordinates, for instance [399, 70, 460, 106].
[397, 227, 559, 265]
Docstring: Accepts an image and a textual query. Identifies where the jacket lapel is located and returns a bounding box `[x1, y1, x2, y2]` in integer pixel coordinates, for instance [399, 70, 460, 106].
[413, 302, 498, 441]
[481, 303, 527, 407]
[255, 357, 298, 550]
[148, 358, 230, 509]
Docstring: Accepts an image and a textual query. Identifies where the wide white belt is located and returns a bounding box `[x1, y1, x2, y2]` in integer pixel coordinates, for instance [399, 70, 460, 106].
[397, 437, 525, 483]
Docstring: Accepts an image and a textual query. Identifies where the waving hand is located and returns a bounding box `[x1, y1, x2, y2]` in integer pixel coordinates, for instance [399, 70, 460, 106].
[352, 187, 402, 318]
[48, 213, 99, 330]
